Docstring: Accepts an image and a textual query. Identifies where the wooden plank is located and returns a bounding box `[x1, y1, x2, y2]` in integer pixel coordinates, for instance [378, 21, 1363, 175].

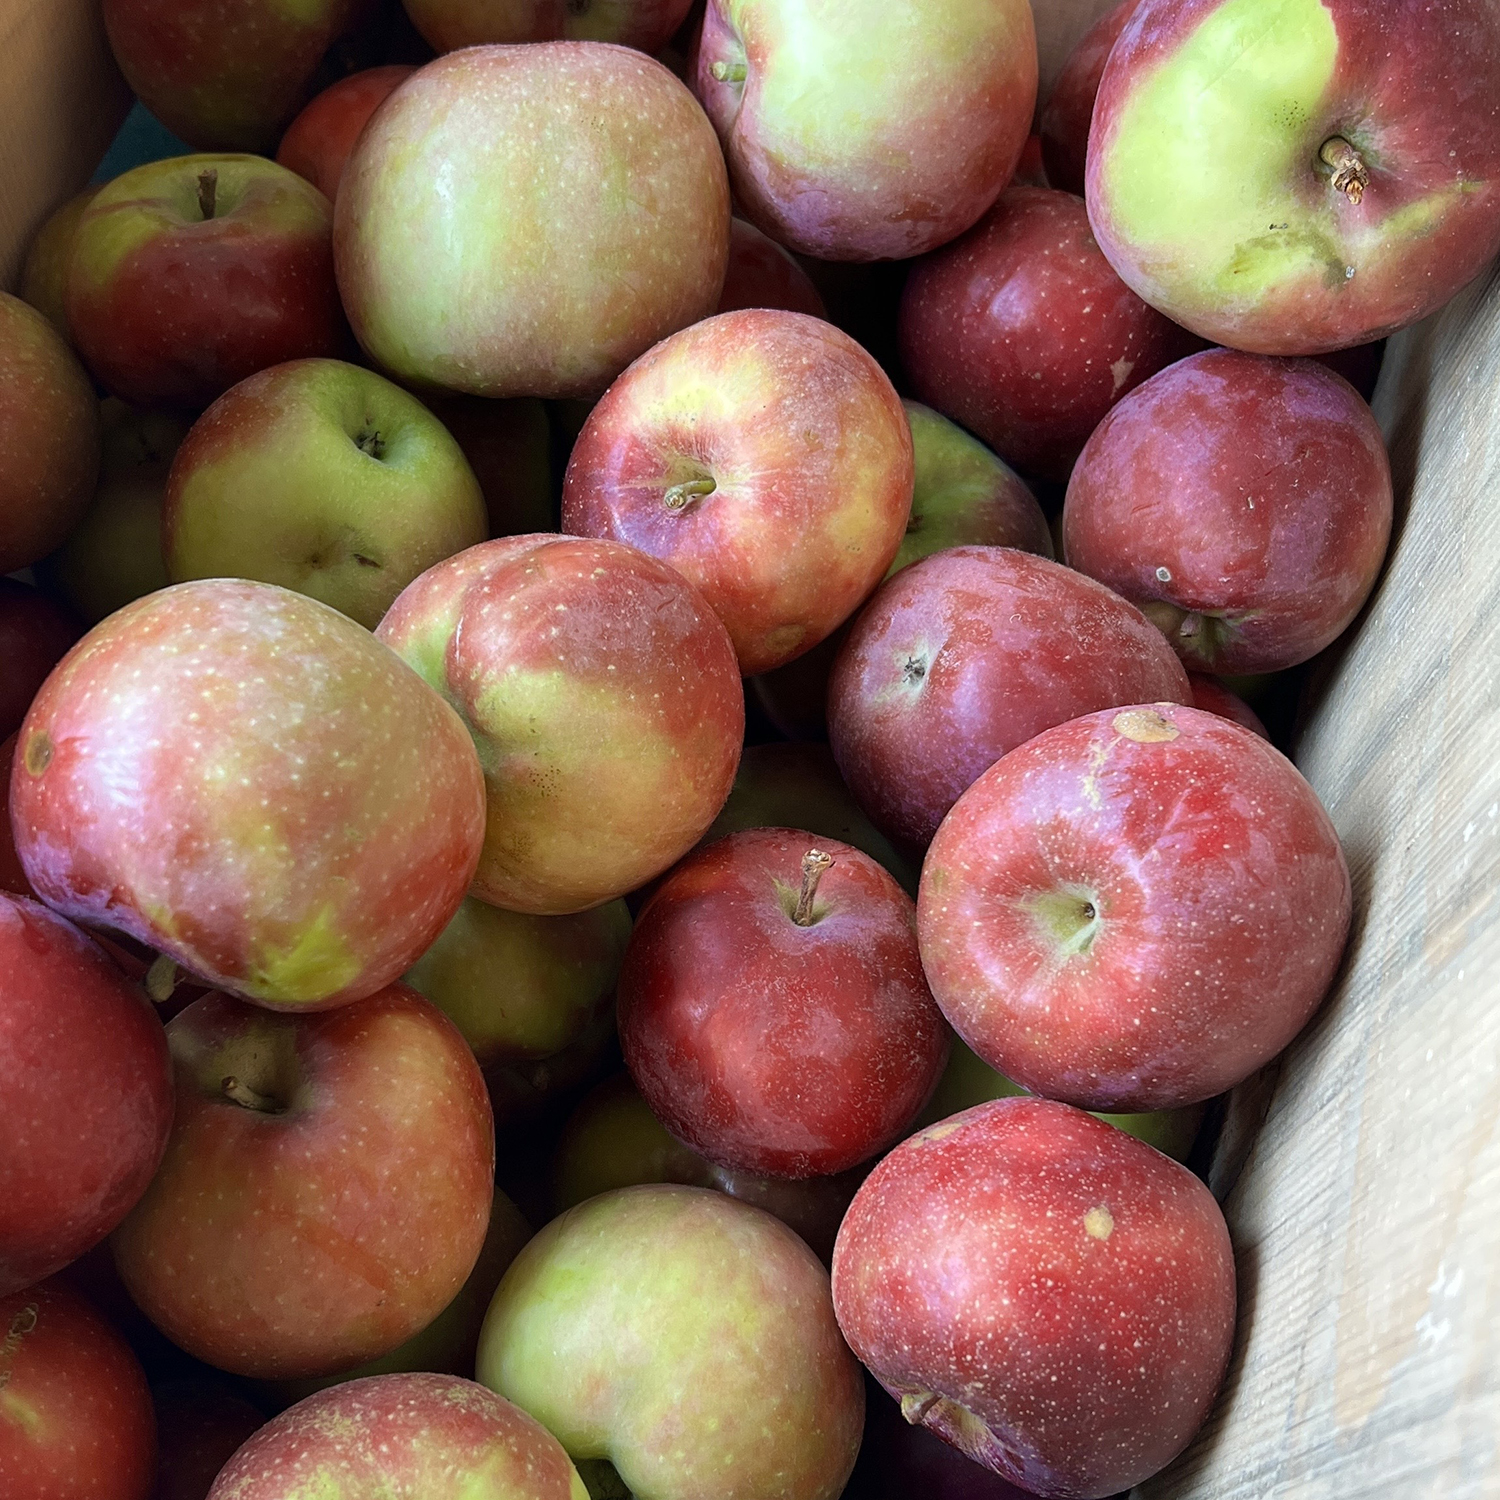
[0, 0, 133, 290]
[1143, 259, 1500, 1499]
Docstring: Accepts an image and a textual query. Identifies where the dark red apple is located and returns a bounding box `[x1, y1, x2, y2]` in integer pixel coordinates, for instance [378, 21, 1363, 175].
[562, 309, 914, 675]
[919, 703, 1351, 1111]
[828, 547, 1190, 853]
[151, 1380, 265, 1500]
[1, 894, 173, 1297]
[12, 579, 486, 1011]
[832, 1097, 1236, 1498]
[717, 217, 827, 318]
[1039, 0, 1141, 195]
[0, 578, 82, 739]
[1188, 673, 1268, 739]
[111, 985, 495, 1380]
[276, 65, 417, 202]
[899, 186, 1198, 482]
[1063, 350, 1393, 673]
[66, 154, 345, 411]
[0, 1279, 157, 1500]
[0, 292, 101, 573]
[619, 829, 950, 1178]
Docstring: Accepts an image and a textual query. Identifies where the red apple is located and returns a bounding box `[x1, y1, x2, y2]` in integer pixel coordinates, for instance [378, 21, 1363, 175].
[0, 578, 82, 739]
[112, 985, 495, 1380]
[1, 894, 173, 1296]
[12, 579, 485, 1011]
[0, 1280, 157, 1500]
[66, 154, 346, 412]
[562, 309, 914, 674]
[1039, 0, 1141, 195]
[376, 536, 743, 915]
[20, 188, 98, 338]
[1188, 672, 1268, 739]
[336, 44, 730, 399]
[207, 1374, 585, 1499]
[101, 0, 364, 152]
[620, 829, 950, 1177]
[162, 357, 488, 630]
[899, 186, 1199, 483]
[919, 703, 1351, 1111]
[828, 547, 1191, 853]
[1085, 0, 1500, 354]
[151, 1381, 265, 1500]
[717, 217, 827, 318]
[275, 65, 416, 202]
[693, 0, 1037, 260]
[1063, 350, 1393, 673]
[832, 1097, 1236, 1498]
[0, 292, 102, 573]
[402, 0, 697, 51]
[423, 395, 555, 538]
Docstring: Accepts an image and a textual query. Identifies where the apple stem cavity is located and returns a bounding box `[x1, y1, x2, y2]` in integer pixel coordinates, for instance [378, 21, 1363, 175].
[793, 848, 834, 926]
[197, 168, 219, 222]
[354, 428, 386, 462]
[1319, 138, 1370, 206]
[221, 1075, 283, 1114]
[711, 60, 748, 84]
[662, 476, 716, 513]
[145, 954, 179, 1004]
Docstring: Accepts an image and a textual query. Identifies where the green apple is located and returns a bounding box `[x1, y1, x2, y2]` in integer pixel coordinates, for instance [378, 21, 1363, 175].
[163, 358, 487, 630]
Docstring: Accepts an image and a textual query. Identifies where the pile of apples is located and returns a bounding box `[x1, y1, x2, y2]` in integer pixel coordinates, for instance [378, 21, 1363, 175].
[4, 0, 1499, 1497]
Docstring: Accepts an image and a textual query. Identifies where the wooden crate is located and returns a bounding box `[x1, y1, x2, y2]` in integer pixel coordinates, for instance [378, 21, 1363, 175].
[4, 1, 1496, 1495]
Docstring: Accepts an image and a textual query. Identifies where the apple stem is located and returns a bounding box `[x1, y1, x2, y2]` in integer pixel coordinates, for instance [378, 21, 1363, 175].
[793, 849, 834, 926]
[222, 1075, 282, 1114]
[197, 168, 218, 222]
[1319, 138, 1370, 206]
[663, 477, 716, 513]
[145, 954, 179, 1004]
[711, 60, 747, 84]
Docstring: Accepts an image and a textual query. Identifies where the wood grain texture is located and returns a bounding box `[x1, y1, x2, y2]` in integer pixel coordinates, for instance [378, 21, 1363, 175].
[1144, 258, 1500, 1499]
[0, 0, 130, 291]
[1032, 0, 1123, 111]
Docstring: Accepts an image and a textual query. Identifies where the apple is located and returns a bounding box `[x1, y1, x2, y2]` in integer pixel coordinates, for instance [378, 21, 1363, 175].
[0, 736, 33, 898]
[376, 536, 743, 915]
[275, 65, 416, 202]
[336, 44, 730, 399]
[404, 896, 631, 1067]
[562, 308, 914, 674]
[749, 625, 847, 743]
[827, 547, 1191, 853]
[206, 1374, 587, 1499]
[477, 1184, 864, 1500]
[1085, 0, 1500, 354]
[919, 703, 1352, 1111]
[899, 186, 1200, 483]
[0, 578, 82, 738]
[717, 217, 827, 318]
[101, 0, 365, 152]
[619, 829, 951, 1177]
[66, 154, 346, 412]
[112, 985, 495, 1380]
[19, 188, 98, 337]
[919, 1037, 1206, 1164]
[1, 894, 173, 1296]
[552, 1073, 864, 1264]
[38, 400, 188, 624]
[832, 1097, 1236, 1498]
[1063, 350, 1393, 673]
[423, 395, 556, 538]
[0, 293, 101, 573]
[1188, 672, 1268, 739]
[151, 1380, 265, 1500]
[895, 402, 1053, 572]
[1039, 0, 1141, 195]
[698, 740, 919, 894]
[693, 0, 1037, 260]
[0, 1280, 157, 1500]
[402, 0, 697, 51]
[162, 357, 488, 630]
[11, 579, 486, 1011]
[483, 996, 620, 1133]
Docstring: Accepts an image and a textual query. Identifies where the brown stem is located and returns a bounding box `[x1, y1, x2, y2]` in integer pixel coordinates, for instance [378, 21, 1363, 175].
[145, 954, 179, 1004]
[663, 477, 716, 513]
[197, 167, 218, 221]
[222, 1076, 281, 1114]
[1319, 138, 1370, 206]
[792, 849, 834, 926]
